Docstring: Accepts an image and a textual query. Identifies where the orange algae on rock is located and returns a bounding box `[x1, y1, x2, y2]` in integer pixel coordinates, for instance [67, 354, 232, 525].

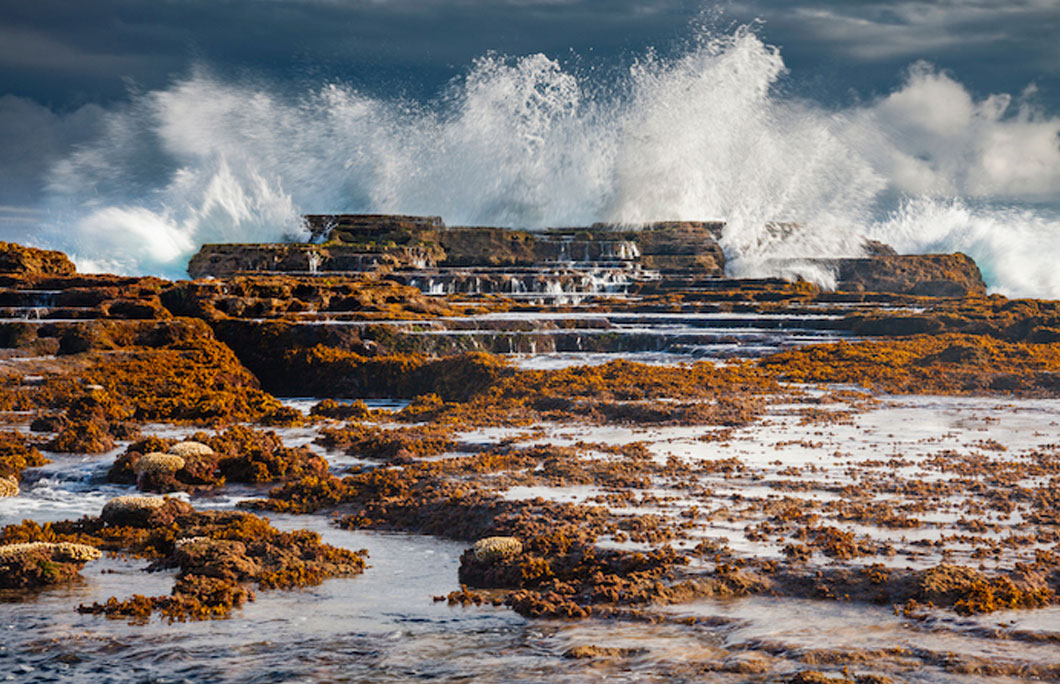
[911, 563, 1055, 615]
[760, 333, 1060, 395]
[309, 399, 371, 421]
[0, 541, 101, 588]
[2, 500, 365, 621]
[82, 323, 301, 425]
[0, 430, 49, 480]
[0, 242, 76, 276]
[316, 423, 457, 462]
[381, 358, 779, 428]
[164, 273, 472, 321]
[0, 317, 300, 430]
[848, 294, 1060, 342]
[271, 347, 512, 400]
[107, 426, 328, 492]
[9, 239, 1060, 639]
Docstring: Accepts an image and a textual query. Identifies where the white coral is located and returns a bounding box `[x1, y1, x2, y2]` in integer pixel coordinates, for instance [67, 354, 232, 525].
[167, 441, 215, 457]
[472, 536, 523, 561]
[0, 541, 102, 563]
[174, 536, 211, 549]
[135, 452, 185, 476]
[101, 495, 165, 519]
[0, 476, 18, 498]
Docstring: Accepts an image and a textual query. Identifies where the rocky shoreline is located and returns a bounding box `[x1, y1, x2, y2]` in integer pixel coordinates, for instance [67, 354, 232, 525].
[3, 222, 1060, 682]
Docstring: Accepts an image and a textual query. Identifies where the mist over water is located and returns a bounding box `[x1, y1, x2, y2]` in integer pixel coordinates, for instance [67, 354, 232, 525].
[33, 25, 1060, 296]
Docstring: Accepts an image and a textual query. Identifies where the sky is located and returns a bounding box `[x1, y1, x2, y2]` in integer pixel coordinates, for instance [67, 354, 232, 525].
[2, 0, 1058, 209]
[0, 0, 1058, 289]
[2, 0, 1058, 109]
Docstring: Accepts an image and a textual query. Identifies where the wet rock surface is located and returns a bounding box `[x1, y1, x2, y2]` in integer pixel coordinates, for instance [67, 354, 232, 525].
[833, 252, 986, 297]
[195, 215, 727, 277]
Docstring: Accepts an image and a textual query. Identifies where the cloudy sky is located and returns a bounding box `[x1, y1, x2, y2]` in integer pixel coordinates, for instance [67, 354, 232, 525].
[3, 0, 1058, 108]
[0, 0, 1058, 286]
[2, 0, 1058, 204]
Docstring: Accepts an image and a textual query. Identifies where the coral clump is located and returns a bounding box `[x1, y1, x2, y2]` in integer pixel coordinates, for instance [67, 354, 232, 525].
[167, 441, 215, 457]
[108, 427, 327, 493]
[0, 475, 19, 497]
[0, 541, 102, 563]
[135, 452, 186, 475]
[0, 541, 101, 588]
[101, 496, 192, 528]
[106, 437, 172, 485]
[472, 536, 523, 561]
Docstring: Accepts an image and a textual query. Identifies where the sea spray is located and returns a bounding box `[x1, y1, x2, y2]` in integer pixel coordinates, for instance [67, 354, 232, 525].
[32, 24, 1060, 296]
[869, 198, 1060, 299]
[606, 27, 882, 280]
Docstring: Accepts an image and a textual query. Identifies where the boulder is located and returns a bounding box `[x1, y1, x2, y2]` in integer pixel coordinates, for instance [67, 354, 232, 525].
[835, 253, 986, 297]
[0, 242, 76, 276]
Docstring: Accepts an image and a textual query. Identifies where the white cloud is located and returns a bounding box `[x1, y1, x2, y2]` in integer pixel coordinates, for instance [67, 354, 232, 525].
[843, 63, 1060, 198]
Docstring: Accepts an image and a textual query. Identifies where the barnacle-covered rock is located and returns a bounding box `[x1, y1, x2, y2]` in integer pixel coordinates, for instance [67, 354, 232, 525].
[168, 441, 215, 458]
[101, 495, 193, 527]
[472, 536, 523, 562]
[133, 452, 189, 492]
[0, 541, 101, 588]
[135, 452, 186, 476]
[0, 541, 102, 563]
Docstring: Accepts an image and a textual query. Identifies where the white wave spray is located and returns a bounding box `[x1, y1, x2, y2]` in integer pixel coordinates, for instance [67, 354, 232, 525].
[33, 25, 1060, 296]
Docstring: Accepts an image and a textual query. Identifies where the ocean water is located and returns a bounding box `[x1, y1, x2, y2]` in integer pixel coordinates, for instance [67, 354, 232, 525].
[23, 24, 1060, 297]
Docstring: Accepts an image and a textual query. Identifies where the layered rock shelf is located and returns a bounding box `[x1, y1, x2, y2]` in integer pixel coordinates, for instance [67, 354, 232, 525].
[187, 214, 985, 300]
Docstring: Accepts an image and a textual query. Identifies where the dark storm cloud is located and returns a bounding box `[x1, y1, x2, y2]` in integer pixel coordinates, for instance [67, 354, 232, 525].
[0, 96, 104, 203]
[727, 0, 1060, 104]
[0, 0, 700, 107]
[1, 0, 1056, 109]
